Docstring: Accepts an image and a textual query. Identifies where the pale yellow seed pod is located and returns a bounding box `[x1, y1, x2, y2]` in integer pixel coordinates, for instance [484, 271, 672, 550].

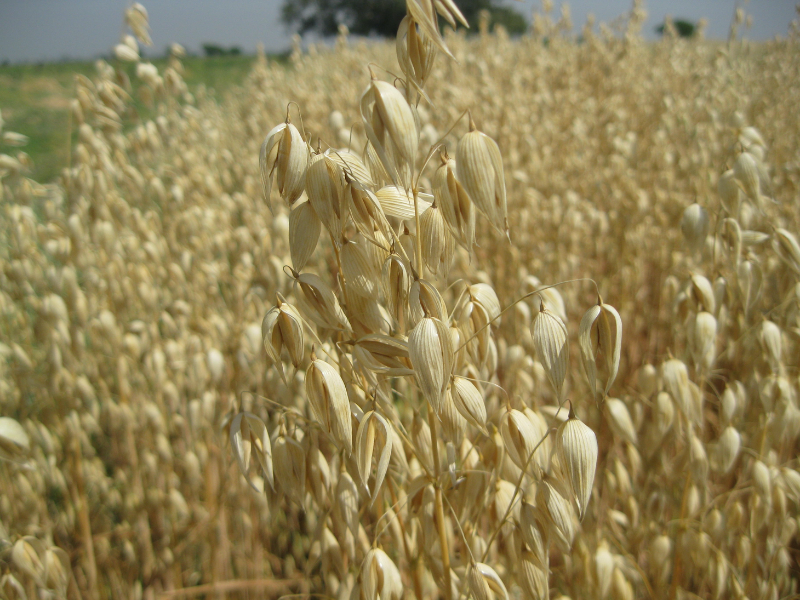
[661, 358, 692, 420]
[650, 535, 672, 583]
[451, 376, 487, 433]
[360, 78, 419, 188]
[12, 537, 45, 585]
[467, 562, 509, 600]
[716, 425, 741, 473]
[355, 410, 392, 504]
[690, 273, 716, 314]
[230, 412, 274, 492]
[262, 295, 304, 384]
[396, 16, 437, 94]
[409, 316, 454, 413]
[537, 476, 576, 553]
[360, 548, 402, 600]
[717, 169, 741, 215]
[353, 334, 414, 377]
[594, 542, 614, 599]
[681, 202, 709, 257]
[420, 203, 455, 278]
[260, 121, 308, 212]
[348, 178, 392, 245]
[759, 319, 782, 372]
[518, 501, 549, 568]
[383, 254, 410, 332]
[342, 239, 380, 299]
[375, 185, 432, 220]
[500, 409, 544, 474]
[441, 386, 466, 443]
[456, 118, 508, 237]
[289, 198, 320, 272]
[125, 2, 152, 46]
[519, 550, 549, 600]
[532, 305, 569, 401]
[306, 152, 346, 240]
[0, 417, 30, 463]
[306, 357, 352, 453]
[737, 258, 763, 316]
[114, 43, 140, 62]
[604, 398, 638, 446]
[292, 271, 351, 332]
[773, 228, 800, 275]
[273, 429, 306, 504]
[611, 567, 633, 600]
[733, 151, 761, 206]
[433, 154, 476, 252]
[578, 300, 622, 400]
[329, 147, 373, 186]
[637, 363, 658, 397]
[556, 407, 598, 520]
[691, 311, 717, 371]
[43, 547, 69, 596]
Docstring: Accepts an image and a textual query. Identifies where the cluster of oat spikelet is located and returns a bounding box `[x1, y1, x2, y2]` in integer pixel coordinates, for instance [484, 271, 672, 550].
[1, 2, 799, 600]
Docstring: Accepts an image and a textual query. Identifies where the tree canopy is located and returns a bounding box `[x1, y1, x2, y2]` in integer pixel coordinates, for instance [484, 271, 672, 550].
[281, 0, 527, 38]
[655, 19, 697, 38]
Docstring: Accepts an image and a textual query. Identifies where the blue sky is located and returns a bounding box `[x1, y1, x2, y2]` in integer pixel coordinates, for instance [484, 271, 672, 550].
[0, 0, 796, 63]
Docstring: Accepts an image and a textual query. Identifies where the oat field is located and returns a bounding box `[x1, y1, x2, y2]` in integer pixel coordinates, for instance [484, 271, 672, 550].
[1, 2, 799, 600]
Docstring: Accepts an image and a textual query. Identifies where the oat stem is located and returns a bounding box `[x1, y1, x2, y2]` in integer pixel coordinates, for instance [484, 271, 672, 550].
[427, 403, 453, 600]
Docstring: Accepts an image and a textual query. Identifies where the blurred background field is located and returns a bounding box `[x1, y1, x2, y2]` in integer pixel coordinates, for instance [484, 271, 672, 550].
[0, 55, 264, 183]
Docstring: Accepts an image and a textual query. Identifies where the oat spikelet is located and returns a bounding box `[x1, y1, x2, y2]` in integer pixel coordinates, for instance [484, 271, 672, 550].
[360, 548, 403, 600]
[0, 417, 29, 463]
[537, 476, 576, 552]
[420, 202, 455, 278]
[306, 152, 346, 240]
[409, 316, 455, 413]
[519, 551, 549, 600]
[360, 77, 419, 188]
[451, 376, 487, 433]
[262, 294, 304, 384]
[396, 16, 437, 95]
[456, 116, 508, 237]
[533, 303, 569, 402]
[289, 198, 320, 272]
[500, 409, 544, 474]
[434, 152, 476, 252]
[556, 406, 598, 520]
[273, 428, 306, 504]
[230, 412, 274, 492]
[383, 253, 411, 331]
[291, 271, 351, 332]
[468, 562, 509, 600]
[355, 410, 393, 504]
[578, 299, 622, 400]
[259, 121, 308, 213]
[306, 355, 353, 452]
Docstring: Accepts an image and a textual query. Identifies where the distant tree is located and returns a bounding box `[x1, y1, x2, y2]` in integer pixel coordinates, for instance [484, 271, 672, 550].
[655, 19, 697, 38]
[281, 0, 527, 38]
[202, 44, 243, 57]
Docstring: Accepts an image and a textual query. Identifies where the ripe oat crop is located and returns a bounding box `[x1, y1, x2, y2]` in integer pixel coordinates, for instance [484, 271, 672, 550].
[1, 2, 799, 599]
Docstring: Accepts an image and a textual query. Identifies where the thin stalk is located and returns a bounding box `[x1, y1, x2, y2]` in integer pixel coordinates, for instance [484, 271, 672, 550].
[413, 187, 424, 277]
[70, 433, 98, 600]
[427, 403, 452, 600]
[388, 478, 424, 600]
